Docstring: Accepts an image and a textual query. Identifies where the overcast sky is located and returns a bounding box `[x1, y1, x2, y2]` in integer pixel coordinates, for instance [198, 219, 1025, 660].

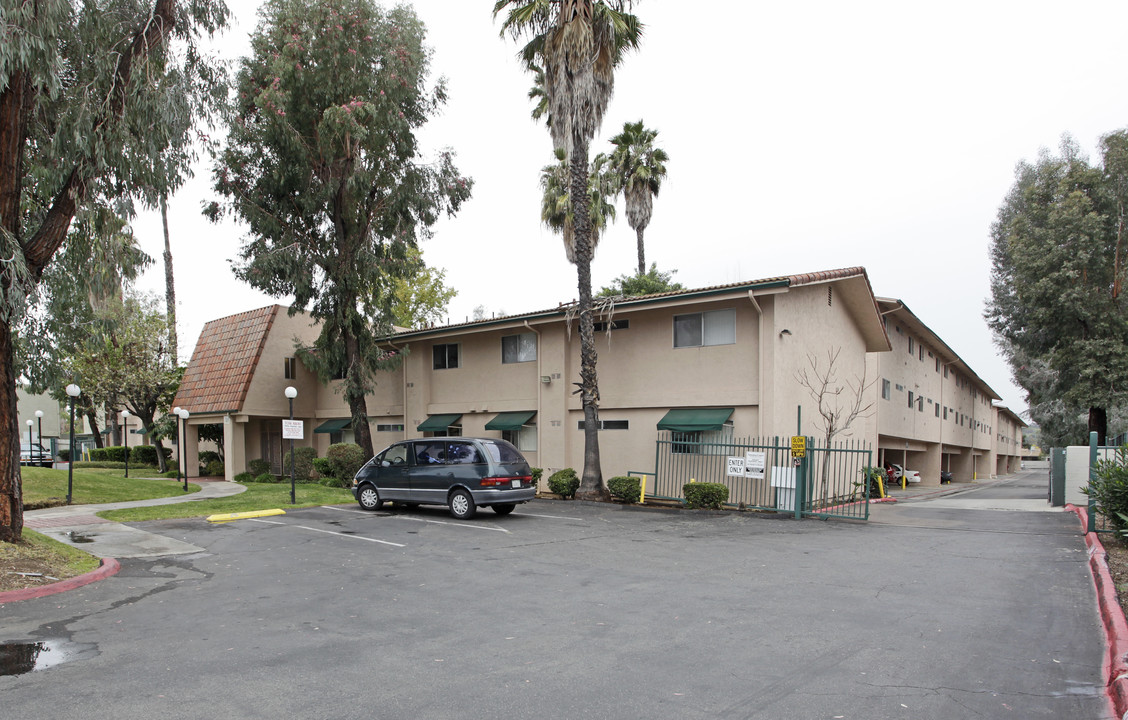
[129, 0, 1128, 418]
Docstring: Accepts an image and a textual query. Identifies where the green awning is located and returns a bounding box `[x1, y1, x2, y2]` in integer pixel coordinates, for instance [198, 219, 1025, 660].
[417, 413, 463, 432]
[314, 418, 352, 434]
[485, 411, 536, 431]
[656, 408, 734, 432]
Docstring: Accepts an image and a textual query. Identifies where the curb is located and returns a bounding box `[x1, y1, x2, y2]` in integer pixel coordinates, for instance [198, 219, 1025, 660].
[0, 557, 121, 604]
[1065, 504, 1128, 720]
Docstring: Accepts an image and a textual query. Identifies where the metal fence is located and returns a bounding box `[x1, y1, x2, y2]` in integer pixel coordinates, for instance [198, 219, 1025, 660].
[642, 433, 873, 521]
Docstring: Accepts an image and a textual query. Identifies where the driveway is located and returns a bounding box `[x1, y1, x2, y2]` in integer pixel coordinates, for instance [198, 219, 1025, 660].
[0, 471, 1108, 719]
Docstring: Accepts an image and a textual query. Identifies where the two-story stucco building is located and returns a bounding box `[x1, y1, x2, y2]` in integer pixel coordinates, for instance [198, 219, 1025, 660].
[171, 267, 1023, 491]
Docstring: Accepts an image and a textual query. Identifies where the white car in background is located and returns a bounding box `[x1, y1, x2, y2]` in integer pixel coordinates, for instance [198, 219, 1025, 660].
[887, 463, 922, 483]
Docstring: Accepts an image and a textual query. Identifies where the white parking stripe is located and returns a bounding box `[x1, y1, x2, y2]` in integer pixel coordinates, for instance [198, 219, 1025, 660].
[516, 512, 585, 522]
[322, 504, 511, 533]
[250, 518, 406, 547]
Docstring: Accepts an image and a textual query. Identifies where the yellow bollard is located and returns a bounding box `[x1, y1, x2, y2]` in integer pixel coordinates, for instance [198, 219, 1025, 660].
[640, 476, 647, 504]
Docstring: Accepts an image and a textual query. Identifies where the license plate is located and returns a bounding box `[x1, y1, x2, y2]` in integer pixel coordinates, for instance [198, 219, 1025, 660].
[511, 479, 521, 488]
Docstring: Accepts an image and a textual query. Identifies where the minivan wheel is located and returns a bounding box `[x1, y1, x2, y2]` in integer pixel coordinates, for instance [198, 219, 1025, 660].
[449, 489, 476, 520]
[492, 503, 515, 515]
[357, 485, 383, 511]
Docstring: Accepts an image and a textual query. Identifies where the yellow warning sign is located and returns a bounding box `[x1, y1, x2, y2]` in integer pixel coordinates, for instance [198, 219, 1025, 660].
[790, 436, 806, 458]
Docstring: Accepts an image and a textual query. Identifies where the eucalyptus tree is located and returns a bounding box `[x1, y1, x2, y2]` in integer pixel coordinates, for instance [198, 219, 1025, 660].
[495, 0, 642, 499]
[209, 0, 471, 458]
[0, 0, 229, 542]
[540, 150, 617, 264]
[987, 134, 1128, 444]
[608, 120, 668, 276]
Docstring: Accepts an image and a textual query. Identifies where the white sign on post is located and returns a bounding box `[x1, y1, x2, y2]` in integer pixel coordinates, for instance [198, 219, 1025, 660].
[282, 419, 304, 440]
[745, 451, 766, 480]
[726, 456, 745, 477]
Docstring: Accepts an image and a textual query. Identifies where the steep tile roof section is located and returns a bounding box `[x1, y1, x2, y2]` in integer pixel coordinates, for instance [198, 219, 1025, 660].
[173, 305, 281, 414]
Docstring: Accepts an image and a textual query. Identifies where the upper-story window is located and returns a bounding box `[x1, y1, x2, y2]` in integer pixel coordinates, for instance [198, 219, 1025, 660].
[908, 336, 914, 355]
[673, 309, 735, 348]
[502, 332, 537, 364]
[284, 357, 297, 379]
[881, 379, 891, 400]
[433, 343, 459, 370]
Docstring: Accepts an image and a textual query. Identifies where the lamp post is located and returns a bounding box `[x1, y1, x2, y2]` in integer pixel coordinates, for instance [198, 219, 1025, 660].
[34, 410, 42, 469]
[285, 386, 297, 504]
[25, 419, 32, 467]
[65, 383, 80, 504]
[178, 408, 190, 492]
[121, 409, 130, 478]
[172, 407, 181, 487]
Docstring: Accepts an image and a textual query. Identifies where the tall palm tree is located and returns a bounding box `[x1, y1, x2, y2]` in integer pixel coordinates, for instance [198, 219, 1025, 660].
[608, 120, 668, 276]
[495, 0, 642, 500]
[541, 149, 616, 264]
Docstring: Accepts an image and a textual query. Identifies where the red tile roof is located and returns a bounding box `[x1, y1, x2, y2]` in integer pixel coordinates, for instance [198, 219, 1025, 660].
[172, 305, 281, 415]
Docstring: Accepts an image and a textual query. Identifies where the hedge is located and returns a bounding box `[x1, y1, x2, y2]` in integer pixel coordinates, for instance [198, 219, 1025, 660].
[547, 468, 579, 499]
[683, 482, 729, 509]
[283, 446, 318, 483]
[607, 476, 641, 504]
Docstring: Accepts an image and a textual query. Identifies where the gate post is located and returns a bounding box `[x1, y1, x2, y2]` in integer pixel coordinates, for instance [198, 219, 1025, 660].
[1089, 431, 1098, 533]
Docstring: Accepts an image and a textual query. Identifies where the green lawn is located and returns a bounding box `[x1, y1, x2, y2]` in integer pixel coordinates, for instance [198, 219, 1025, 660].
[99, 483, 355, 522]
[21, 466, 200, 508]
[0, 529, 103, 592]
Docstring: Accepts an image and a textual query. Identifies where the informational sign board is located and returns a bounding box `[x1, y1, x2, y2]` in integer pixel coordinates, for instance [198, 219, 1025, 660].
[745, 451, 766, 480]
[726, 456, 745, 477]
[790, 436, 806, 458]
[282, 419, 304, 440]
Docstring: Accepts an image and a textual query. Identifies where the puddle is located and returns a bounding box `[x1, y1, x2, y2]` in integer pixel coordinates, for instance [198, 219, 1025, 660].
[67, 531, 94, 543]
[0, 640, 97, 676]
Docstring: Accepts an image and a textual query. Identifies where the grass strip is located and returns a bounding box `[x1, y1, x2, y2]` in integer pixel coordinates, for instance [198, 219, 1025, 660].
[99, 483, 354, 522]
[0, 529, 102, 593]
[21, 466, 200, 508]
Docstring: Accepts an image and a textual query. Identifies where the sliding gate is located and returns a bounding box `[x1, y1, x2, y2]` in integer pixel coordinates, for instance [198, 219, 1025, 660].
[646, 433, 873, 520]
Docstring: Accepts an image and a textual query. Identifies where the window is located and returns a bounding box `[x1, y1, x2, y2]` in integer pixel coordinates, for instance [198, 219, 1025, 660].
[908, 391, 914, 408]
[919, 346, 924, 361]
[935, 357, 940, 373]
[503, 425, 537, 452]
[917, 397, 924, 412]
[433, 343, 459, 370]
[284, 357, 297, 380]
[376, 424, 404, 432]
[943, 408, 948, 420]
[673, 309, 735, 348]
[672, 424, 734, 455]
[593, 320, 629, 332]
[908, 337, 914, 354]
[429, 424, 462, 438]
[502, 332, 537, 364]
[578, 420, 630, 430]
[881, 379, 891, 400]
[943, 366, 949, 378]
[935, 404, 940, 417]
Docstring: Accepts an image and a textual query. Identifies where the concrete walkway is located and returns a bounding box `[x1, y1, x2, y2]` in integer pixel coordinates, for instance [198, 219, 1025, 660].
[23, 478, 247, 558]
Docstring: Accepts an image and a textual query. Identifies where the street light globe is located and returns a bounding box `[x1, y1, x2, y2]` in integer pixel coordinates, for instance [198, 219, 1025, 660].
[122, 409, 130, 418]
[65, 383, 80, 398]
[179, 409, 190, 420]
[284, 386, 297, 399]
[26, 419, 32, 427]
[172, 406, 180, 415]
[35, 410, 43, 419]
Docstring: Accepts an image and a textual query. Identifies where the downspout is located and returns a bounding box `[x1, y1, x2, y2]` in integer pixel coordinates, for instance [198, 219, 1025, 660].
[747, 292, 764, 437]
[524, 321, 542, 461]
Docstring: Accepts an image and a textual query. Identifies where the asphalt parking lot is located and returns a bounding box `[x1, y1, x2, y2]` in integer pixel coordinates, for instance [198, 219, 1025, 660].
[1, 472, 1111, 719]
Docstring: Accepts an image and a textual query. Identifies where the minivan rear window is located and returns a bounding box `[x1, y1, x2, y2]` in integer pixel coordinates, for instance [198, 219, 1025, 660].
[480, 439, 523, 464]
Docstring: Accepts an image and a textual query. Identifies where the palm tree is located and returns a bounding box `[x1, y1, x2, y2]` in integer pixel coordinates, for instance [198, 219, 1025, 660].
[541, 149, 617, 263]
[495, 0, 642, 500]
[608, 120, 668, 276]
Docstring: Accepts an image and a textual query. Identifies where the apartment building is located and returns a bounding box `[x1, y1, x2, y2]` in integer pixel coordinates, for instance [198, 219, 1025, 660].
[171, 267, 1023, 488]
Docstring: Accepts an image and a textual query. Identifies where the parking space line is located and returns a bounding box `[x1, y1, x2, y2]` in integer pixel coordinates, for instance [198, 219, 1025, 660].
[322, 505, 511, 533]
[516, 512, 585, 522]
[250, 518, 406, 547]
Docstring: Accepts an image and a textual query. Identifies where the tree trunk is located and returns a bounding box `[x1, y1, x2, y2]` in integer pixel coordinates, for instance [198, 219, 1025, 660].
[570, 137, 606, 500]
[636, 226, 646, 277]
[161, 194, 178, 360]
[136, 409, 167, 473]
[0, 319, 23, 542]
[343, 334, 374, 458]
[1089, 407, 1108, 446]
[86, 407, 103, 449]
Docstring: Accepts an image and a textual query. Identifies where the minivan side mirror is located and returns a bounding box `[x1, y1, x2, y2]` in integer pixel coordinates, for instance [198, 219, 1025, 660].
[381, 460, 391, 467]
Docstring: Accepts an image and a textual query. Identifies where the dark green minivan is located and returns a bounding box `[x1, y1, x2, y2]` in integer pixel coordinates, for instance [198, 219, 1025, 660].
[351, 437, 535, 519]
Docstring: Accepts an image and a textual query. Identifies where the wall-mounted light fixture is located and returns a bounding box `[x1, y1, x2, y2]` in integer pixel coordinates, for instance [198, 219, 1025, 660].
[779, 329, 792, 337]
[540, 376, 552, 384]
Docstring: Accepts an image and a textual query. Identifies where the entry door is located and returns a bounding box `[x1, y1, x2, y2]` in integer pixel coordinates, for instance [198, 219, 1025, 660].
[262, 430, 282, 475]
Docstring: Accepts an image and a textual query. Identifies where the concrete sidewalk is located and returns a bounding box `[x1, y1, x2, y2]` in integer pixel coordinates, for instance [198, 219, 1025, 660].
[23, 478, 247, 558]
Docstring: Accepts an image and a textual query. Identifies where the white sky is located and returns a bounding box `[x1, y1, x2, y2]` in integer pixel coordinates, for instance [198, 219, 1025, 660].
[130, 0, 1128, 418]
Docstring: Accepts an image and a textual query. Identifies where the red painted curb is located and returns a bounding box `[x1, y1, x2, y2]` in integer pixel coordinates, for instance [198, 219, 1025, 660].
[1065, 504, 1127, 720]
[0, 557, 121, 604]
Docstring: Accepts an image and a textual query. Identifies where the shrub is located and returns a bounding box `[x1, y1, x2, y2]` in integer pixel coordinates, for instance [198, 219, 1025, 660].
[683, 482, 729, 510]
[312, 457, 333, 477]
[531, 467, 543, 488]
[547, 468, 579, 499]
[283, 446, 318, 483]
[327, 443, 367, 482]
[129, 445, 172, 466]
[607, 476, 641, 504]
[1087, 447, 1128, 530]
[319, 475, 350, 488]
[160, 470, 180, 479]
[204, 459, 225, 477]
[58, 449, 71, 462]
[248, 458, 272, 476]
[74, 461, 126, 470]
[234, 472, 254, 483]
[90, 446, 127, 462]
[254, 472, 280, 484]
[199, 450, 221, 466]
